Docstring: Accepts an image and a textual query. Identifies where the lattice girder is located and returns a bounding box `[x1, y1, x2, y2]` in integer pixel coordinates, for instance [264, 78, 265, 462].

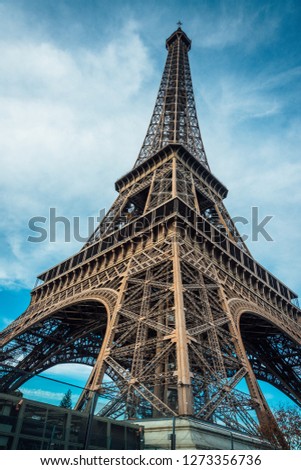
[135, 28, 209, 168]
[1, 219, 299, 447]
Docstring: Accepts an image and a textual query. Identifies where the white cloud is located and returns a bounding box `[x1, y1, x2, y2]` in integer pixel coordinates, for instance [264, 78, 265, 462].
[257, 66, 301, 92]
[0, 16, 154, 289]
[44, 363, 92, 380]
[20, 387, 80, 402]
[0, 316, 14, 327]
[191, 2, 281, 50]
[198, 63, 301, 295]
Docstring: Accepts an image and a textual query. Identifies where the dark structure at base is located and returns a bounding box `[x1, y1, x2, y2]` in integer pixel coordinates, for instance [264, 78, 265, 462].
[0, 393, 273, 451]
[0, 393, 143, 450]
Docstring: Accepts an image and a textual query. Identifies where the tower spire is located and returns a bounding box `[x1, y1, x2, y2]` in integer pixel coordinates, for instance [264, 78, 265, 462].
[135, 27, 209, 169]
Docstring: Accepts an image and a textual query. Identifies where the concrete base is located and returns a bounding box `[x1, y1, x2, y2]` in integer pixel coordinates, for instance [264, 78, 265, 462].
[135, 418, 273, 450]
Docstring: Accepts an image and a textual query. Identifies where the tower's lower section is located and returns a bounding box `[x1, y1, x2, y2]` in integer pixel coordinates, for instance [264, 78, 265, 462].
[1, 183, 301, 450]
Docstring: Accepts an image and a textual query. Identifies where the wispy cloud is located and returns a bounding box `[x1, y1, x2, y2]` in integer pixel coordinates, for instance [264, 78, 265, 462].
[20, 387, 80, 402]
[0, 12, 154, 289]
[44, 363, 92, 380]
[192, 2, 282, 50]
[0, 316, 14, 327]
[257, 66, 301, 91]
[198, 57, 301, 293]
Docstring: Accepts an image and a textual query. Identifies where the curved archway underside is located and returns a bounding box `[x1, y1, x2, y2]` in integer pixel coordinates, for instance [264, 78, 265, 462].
[240, 313, 301, 407]
[0, 300, 107, 392]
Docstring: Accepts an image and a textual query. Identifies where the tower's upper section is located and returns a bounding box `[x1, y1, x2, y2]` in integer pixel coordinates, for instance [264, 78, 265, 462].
[134, 27, 209, 170]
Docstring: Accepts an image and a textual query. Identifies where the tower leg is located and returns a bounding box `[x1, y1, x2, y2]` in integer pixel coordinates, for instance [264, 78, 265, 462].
[220, 286, 289, 449]
[75, 268, 131, 412]
[233, 326, 289, 448]
[172, 237, 193, 415]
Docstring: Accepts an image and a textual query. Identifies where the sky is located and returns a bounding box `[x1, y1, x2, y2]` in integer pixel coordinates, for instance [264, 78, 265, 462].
[0, 0, 300, 409]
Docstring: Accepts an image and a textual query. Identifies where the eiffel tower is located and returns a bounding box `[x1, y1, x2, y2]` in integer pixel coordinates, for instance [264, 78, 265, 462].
[1, 26, 301, 449]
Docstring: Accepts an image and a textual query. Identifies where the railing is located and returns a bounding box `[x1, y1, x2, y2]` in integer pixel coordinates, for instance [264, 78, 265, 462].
[292, 298, 300, 308]
[33, 197, 299, 310]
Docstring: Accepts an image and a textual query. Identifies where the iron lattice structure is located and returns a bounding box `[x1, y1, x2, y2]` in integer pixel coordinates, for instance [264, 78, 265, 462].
[1, 27, 301, 448]
[135, 28, 209, 169]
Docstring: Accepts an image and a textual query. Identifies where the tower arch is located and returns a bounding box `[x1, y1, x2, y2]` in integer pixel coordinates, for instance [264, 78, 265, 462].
[0, 290, 118, 393]
[238, 310, 301, 407]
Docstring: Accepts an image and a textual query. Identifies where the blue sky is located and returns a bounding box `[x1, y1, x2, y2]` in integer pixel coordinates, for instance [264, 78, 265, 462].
[0, 0, 301, 408]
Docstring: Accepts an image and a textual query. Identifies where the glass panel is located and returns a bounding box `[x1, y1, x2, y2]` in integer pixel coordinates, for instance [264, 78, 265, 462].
[21, 404, 46, 438]
[69, 414, 87, 445]
[43, 441, 65, 450]
[0, 435, 13, 450]
[127, 427, 140, 450]
[45, 408, 67, 441]
[89, 419, 107, 449]
[0, 399, 19, 433]
[17, 438, 43, 450]
[110, 424, 125, 450]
